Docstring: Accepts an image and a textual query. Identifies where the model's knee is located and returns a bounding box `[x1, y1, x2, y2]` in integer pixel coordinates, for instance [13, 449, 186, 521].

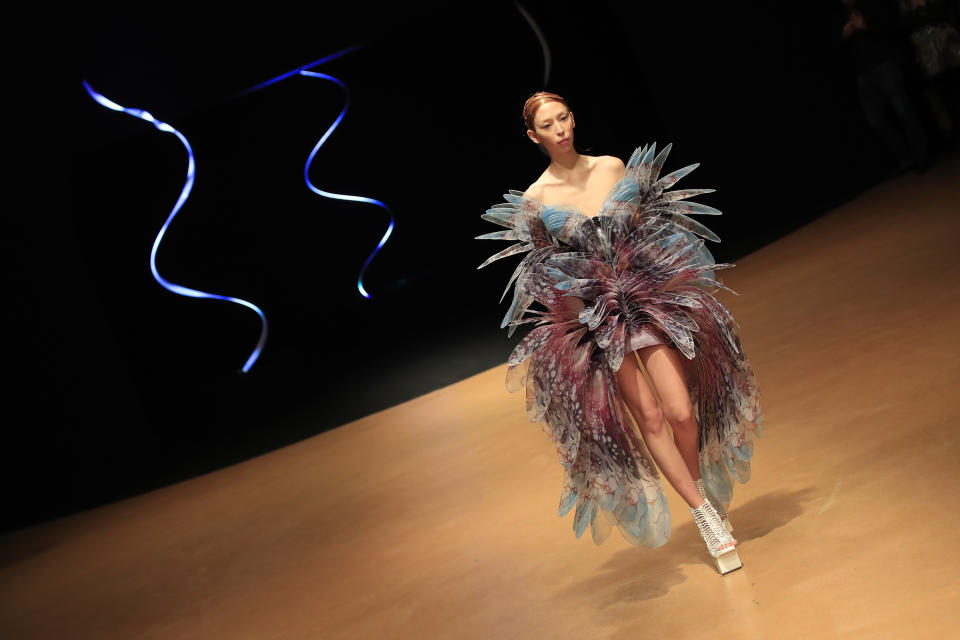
[665, 405, 696, 433]
[635, 406, 667, 437]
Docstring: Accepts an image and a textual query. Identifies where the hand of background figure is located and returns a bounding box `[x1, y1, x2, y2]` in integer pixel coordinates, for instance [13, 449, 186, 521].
[843, 11, 866, 37]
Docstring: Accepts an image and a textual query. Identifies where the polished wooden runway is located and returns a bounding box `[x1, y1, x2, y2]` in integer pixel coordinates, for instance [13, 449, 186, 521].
[3, 157, 959, 639]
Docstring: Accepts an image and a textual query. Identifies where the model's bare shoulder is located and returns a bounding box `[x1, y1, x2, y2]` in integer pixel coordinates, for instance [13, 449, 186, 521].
[600, 155, 626, 173]
[522, 182, 545, 201]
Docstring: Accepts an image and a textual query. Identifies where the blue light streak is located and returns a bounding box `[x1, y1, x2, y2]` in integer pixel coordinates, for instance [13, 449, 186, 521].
[231, 42, 368, 99]
[238, 44, 394, 299]
[515, 3, 552, 86]
[83, 80, 268, 373]
[299, 70, 394, 299]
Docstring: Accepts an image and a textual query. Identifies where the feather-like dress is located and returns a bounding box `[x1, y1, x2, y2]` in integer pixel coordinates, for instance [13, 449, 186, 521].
[477, 143, 763, 547]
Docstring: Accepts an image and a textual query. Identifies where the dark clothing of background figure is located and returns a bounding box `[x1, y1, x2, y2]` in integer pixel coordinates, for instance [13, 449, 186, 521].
[898, 0, 960, 142]
[839, 0, 930, 171]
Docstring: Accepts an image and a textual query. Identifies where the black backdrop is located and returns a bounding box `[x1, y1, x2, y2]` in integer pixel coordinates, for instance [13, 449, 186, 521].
[9, 1, 903, 532]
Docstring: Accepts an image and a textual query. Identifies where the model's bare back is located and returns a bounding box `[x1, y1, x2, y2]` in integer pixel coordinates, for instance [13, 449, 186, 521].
[524, 155, 626, 217]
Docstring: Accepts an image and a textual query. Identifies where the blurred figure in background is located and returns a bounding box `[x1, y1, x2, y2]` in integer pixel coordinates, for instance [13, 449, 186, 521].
[839, 0, 931, 173]
[898, 0, 960, 149]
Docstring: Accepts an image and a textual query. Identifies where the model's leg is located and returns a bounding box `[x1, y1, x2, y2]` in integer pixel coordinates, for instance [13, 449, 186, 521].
[615, 350, 703, 509]
[640, 344, 737, 533]
[637, 344, 700, 481]
[619, 347, 739, 565]
[617, 350, 737, 559]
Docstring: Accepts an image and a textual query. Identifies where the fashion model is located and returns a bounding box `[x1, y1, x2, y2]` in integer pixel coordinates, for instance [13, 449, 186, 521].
[477, 92, 764, 574]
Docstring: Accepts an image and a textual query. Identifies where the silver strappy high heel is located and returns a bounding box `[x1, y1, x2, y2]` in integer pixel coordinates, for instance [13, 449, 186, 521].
[690, 500, 742, 574]
[695, 478, 733, 533]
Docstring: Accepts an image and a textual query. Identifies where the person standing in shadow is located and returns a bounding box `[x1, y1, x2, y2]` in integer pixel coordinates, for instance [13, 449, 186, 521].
[839, 0, 931, 173]
[898, 0, 960, 151]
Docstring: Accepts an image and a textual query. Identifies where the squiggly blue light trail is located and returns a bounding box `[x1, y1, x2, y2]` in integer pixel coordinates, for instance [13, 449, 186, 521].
[83, 81, 268, 373]
[299, 70, 394, 299]
[239, 44, 394, 299]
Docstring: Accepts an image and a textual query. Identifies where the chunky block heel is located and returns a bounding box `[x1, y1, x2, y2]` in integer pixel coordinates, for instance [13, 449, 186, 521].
[714, 548, 743, 574]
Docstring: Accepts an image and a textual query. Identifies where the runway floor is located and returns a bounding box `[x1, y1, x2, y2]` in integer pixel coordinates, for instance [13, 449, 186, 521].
[2, 156, 959, 639]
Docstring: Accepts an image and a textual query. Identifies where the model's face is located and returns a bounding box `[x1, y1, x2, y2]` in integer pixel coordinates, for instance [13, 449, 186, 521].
[528, 101, 574, 152]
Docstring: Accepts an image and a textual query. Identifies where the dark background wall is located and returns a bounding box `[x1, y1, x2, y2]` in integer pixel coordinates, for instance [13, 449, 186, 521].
[9, 1, 924, 532]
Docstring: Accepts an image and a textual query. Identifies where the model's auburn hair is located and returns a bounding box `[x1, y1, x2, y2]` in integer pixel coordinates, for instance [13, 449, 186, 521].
[522, 91, 570, 131]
